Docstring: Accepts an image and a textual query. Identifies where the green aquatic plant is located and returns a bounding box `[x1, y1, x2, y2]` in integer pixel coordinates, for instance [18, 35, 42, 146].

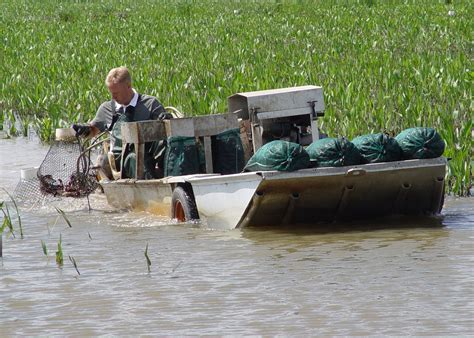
[144, 243, 151, 273]
[54, 207, 72, 228]
[1, 202, 15, 239]
[170, 261, 182, 274]
[20, 115, 31, 137]
[2, 189, 23, 238]
[3, 111, 17, 137]
[41, 240, 48, 256]
[68, 255, 80, 275]
[56, 234, 63, 267]
[33, 115, 58, 143]
[364, 0, 376, 7]
[1, 201, 15, 258]
[0, 201, 6, 257]
[0, 0, 471, 195]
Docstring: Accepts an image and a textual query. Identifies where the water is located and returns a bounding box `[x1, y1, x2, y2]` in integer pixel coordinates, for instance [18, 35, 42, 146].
[1, 138, 473, 335]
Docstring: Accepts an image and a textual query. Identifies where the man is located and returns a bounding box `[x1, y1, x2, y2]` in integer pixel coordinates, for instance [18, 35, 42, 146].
[74, 66, 169, 179]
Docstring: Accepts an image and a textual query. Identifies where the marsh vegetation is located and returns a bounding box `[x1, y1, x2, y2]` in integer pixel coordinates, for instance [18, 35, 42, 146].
[0, 0, 471, 195]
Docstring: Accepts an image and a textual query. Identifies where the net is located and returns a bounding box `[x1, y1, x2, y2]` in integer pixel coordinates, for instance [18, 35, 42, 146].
[14, 138, 100, 205]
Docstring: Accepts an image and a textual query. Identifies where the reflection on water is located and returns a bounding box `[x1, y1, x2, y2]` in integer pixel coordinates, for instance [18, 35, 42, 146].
[0, 138, 473, 335]
[244, 214, 445, 236]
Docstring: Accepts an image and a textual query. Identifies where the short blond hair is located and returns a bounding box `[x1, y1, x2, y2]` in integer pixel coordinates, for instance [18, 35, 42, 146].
[105, 66, 132, 86]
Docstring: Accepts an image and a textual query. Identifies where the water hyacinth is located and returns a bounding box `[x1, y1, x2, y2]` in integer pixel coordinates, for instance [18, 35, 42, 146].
[0, 0, 471, 195]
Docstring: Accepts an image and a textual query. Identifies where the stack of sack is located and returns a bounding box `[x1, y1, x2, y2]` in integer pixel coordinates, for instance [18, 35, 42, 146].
[244, 127, 445, 172]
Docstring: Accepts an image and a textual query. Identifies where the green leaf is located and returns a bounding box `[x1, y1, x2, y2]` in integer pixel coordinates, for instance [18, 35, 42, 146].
[56, 234, 63, 266]
[2, 189, 22, 238]
[41, 240, 48, 256]
[144, 243, 151, 273]
[68, 255, 80, 275]
[54, 207, 72, 228]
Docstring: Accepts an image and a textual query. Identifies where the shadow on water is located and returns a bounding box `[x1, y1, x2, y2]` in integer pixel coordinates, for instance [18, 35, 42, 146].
[243, 214, 445, 236]
[239, 214, 450, 248]
[241, 216, 451, 251]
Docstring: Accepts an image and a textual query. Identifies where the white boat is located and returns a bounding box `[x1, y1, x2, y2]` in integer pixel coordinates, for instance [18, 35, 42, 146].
[100, 86, 446, 230]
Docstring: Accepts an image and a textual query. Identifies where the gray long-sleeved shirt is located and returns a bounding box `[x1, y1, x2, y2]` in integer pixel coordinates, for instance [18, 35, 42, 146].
[91, 93, 165, 132]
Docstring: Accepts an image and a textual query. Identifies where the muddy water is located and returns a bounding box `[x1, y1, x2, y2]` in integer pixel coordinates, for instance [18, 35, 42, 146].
[0, 138, 473, 335]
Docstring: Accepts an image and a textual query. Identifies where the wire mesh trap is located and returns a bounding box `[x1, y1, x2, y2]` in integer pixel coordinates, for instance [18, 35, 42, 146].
[14, 135, 101, 206]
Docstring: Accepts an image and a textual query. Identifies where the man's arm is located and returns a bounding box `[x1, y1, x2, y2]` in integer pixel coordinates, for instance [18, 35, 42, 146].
[73, 101, 112, 138]
[149, 97, 167, 120]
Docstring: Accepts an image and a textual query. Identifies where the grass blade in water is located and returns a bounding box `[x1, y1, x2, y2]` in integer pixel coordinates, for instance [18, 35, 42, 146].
[56, 234, 63, 267]
[41, 240, 48, 256]
[1, 204, 15, 239]
[69, 255, 80, 275]
[144, 243, 151, 273]
[54, 207, 72, 228]
[2, 189, 22, 238]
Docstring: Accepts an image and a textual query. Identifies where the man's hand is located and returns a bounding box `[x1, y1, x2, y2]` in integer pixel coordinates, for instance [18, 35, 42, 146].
[72, 123, 92, 137]
[158, 112, 174, 121]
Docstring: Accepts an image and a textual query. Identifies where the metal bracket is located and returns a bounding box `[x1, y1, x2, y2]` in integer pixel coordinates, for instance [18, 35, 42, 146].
[250, 107, 260, 123]
[308, 100, 324, 118]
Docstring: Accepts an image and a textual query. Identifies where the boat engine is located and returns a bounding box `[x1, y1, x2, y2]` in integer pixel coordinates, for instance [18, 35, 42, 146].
[228, 85, 325, 153]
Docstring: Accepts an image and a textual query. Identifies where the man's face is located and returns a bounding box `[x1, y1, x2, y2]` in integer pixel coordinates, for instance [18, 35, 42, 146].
[107, 81, 132, 106]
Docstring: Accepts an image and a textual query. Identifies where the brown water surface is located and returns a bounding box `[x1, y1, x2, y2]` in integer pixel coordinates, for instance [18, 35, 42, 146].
[0, 138, 473, 335]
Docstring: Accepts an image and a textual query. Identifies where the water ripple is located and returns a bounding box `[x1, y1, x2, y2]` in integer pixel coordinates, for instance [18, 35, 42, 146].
[0, 138, 473, 335]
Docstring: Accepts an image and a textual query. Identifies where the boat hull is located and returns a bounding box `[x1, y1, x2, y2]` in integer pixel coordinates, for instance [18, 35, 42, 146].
[100, 157, 447, 230]
[234, 157, 446, 227]
[101, 179, 173, 216]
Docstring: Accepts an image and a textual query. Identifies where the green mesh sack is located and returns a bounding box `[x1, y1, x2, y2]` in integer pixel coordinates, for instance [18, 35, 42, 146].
[306, 137, 361, 167]
[122, 152, 137, 179]
[395, 127, 445, 159]
[244, 140, 310, 172]
[211, 128, 245, 174]
[164, 136, 201, 176]
[196, 140, 206, 173]
[352, 133, 402, 164]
